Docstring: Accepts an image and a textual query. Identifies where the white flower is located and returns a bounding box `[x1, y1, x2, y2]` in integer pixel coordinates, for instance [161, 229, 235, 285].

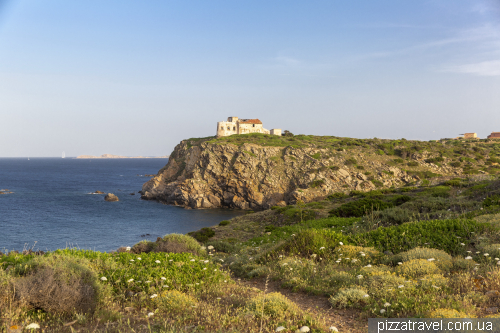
[276, 327, 286, 332]
[361, 253, 366, 257]
[291, 234, 296, 236]
[398, 285, 404, 288]
[319, 247, 325, 250]
[137, 257, 142, 260]
[214, 269, 217, 271]
[127, 279, 134, 282]
[330, 327, 339, 332]
[363, 294, 369, 298]
[384, 302, 391, 307]
[130, 259, 134, 262]
[495, 258, 499, 261]
[432, 285, 440, 289]
[161, 277, 166, 280]
[427, 258, 435, 261]
[467, 251, 472, 253]
[311, 254, 317, 258]
[220, 259, 224, 262]
[25, 323, 40, 329]
[150, 294, 158, 299]
[204, 260, 209, 263]
[169, 259, 173, 262]
[145, 281, 151, 283]
[465, 256, 472, 260]
[100, 276, 107, 281]
[147, 312, 154, 317]
[155, 260, 161, 263]
[460, 243, 465, 246]
[126, 246, 131, 251]
[203, 267, 207, 270]
[339, 242, 344, 245]
[335, 261, 340, 263]
[380, 309, 386, 314]
[476, 252, 481, 254]
[207, 245, 214, 250]
[200, 246, 206, 250]
[365, 264, 372, 268]
[357, 275, 363, 279]
[484, 253, 489, 256]
[352, 259, 358, 262]
[397, 262, 403, 265]
[190, 259, 195, 262]
[497, 261, 500, 266]
[163, 285, 169, 288]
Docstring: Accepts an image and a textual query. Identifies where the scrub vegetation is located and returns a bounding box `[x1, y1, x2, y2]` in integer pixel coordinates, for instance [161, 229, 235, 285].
[5, 136, 500, 331]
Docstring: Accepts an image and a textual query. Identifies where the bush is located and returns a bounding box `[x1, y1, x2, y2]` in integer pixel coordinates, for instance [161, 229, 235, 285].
[418, 274, 448, 289]
[219, 220, 230, 226]
[204, 240, 237, 254]
[444, 179, 462, 186]
[350, 219, 486, 255]
[450, 161, 462, 167]
[154, 290, 197, 313]
[451, 257, 477, 271]
[407, 161, 419, 167]
[345, 158, 357, 166]
[309, 179, 325, 188]
[246, 292, 300, 319]
[329, 271, 356, 288]
[483, 195, 500, 208]
[394, 247, 452, 271]
[329, 288, 369, 308]
[188, 228, 216, 243]
[329, 198, 393, 218]
[272, 229, 349, 258]
[428, 308, 471, 318]
[154, 233, 206, 256]
[395, 259, 441, 278]
[364, 271, 406, 290]
[327, 192, 348, 200]
[371, 179, 383, 188]
[12, 254, 105, 315]
[389, 195, 412, 206]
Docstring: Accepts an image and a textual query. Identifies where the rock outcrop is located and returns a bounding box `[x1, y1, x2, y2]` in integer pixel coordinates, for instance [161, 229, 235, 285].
[105, 193, 119, 202]
[141, 138, 462, 210]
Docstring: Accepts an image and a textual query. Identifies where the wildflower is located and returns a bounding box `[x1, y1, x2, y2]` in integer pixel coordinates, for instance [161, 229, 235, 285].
[460, 243, 465, 246]
[427, 258, 435, 261]
[161, 277, 166, 280]
[126, 246, 131, 251]
[397, 262, 403, 265]
[190, 259, 195, 262]
[467, 251, 472, 253]
[361, 253, 366, 257]
[214, 269, 217, 271]
[25, 323, 40, 329]
[357, 275, 363, 279]
[203, 267, 207, 270]
[276, 327, 286, 332]
[155, 260, 161, 263]
[398, 285, 404, 288]
[497, 261, 500, 266]
[200, 246, 206, 250]
[100, 277, 107, 281]
[495, 258, 499, 261]
[207, 245, 214, 250]
[384, 302, 391, 307]
[465, 256, 472, 260]
[220, 259, 224, 262]
[476, 252, 481, 254]
[145, 281, 151, 283]
[336, 261, 340, 263]
[330, 327, 339, 332]
[169, 259, 173, 262]
[217, 297, 221, 300]
[127, 279, 134, 283]
[150, 294, 158, 299]
[130, 259, 134, 262]
[137, 257, 142, 260]
[484, 253, 489, 257]
[432, 285, 440, 289]
[320, 247, 325, 250]
[163, 285, 169, 288]
[147, 312, 154, 317]
[282, 263, 288, 266]
[291, 234, 296, 236]
[279, 255, 283, 258]
[365, 264, 372, 268]
[380, 309, 386, 314]
[352, 259, 358, 262]
[204, 260, 209, 263]
[363, 294, 369, 298]
[311, 254, 317, 259]
[339, 242, 344, 245]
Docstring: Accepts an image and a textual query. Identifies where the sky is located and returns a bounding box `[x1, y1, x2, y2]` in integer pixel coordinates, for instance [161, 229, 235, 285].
[0, 0, 499, 157]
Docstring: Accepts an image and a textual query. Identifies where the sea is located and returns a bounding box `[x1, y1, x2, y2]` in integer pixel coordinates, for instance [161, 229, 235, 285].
[0, 158, 244, 253]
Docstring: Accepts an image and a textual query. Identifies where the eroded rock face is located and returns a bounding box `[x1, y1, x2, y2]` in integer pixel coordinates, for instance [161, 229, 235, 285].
[141, 139, 458, 210]
[104, 193, 119, 202]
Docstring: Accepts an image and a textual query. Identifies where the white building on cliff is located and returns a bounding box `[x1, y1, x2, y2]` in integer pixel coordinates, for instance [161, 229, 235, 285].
[216, 117, 281, 137]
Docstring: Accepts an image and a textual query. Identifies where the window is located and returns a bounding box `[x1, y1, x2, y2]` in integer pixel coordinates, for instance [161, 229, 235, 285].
[253, 124, 255, 127]
[227, 126, 230, 130]
[221, 126, 223, 130]
[233, 126, 236, 131]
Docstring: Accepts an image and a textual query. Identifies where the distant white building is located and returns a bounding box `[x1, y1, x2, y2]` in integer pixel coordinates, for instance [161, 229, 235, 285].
[216, 117, 281, 137]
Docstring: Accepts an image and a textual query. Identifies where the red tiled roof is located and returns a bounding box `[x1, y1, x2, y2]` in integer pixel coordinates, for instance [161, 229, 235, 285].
[239, 119, 262, 124]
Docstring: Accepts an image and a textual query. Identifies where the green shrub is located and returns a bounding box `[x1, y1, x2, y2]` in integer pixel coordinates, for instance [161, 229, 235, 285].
[389, 195, 412, 206]
[309, 179, 325, 188]
[160, 233, 206, 256]
[393, 158, 404, 164]
[375, 150, 385, 155]
[450, 161, 461, 167]
[327, 192, 348, 200]
[219, 220, 230, 226]
[311, 153, 321, 160]
[418, 274, 448, 289]
[407, 161, 419, 167]
[329, 271, 357, 288]
[329, 288, 369, 308]
[272, 229, 349, 258]
[425, 157, 445, 164]
[330, 166, 340, 171]
[329, 198, 393, 217]
[345, 158, 357, 166]
[395, 259, 441, 278]
[444, 179, 462, 186]
[351, 219, 486, 255]
[205, 240, 237, 253]
[427, 186, 451, 198]
[247, 292, 300, 319]
[356, 165, 365, 170]
[371, 179, 383, 188]
[393, 247, 452, 271]
[187, 228, 216, 243]
[154, 290, 197, 313]
[483, 195, 500, 208]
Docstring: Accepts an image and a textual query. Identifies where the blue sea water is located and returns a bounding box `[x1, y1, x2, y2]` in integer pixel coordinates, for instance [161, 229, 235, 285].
[0, 158, 243, 253]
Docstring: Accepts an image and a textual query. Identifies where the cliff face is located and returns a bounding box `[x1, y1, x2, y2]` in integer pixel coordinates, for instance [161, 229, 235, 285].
[141, 137, 463, 210]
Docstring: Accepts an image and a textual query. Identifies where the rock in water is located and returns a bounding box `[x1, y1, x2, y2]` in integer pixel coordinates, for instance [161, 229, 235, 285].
[94, 190, 105, 194]
[105, 193, 119, 202]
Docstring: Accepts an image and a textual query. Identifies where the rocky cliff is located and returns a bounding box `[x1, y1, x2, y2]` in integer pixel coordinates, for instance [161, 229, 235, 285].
[141, 135, 473, 210]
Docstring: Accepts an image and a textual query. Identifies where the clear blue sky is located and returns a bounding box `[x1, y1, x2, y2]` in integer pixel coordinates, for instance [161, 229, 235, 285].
[1, 0, 499, 157]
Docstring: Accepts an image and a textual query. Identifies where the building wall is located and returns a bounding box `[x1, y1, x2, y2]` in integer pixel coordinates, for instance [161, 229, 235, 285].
[216, 117, 280, 137]
[464, 133, 477, 139]
[488, 133, 500, 139]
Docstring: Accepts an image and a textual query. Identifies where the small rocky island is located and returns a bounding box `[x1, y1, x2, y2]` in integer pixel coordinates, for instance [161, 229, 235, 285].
[76, 154, 168, 159]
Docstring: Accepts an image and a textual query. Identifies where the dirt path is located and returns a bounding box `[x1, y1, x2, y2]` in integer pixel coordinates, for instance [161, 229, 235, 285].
[239, 278, 368, 333]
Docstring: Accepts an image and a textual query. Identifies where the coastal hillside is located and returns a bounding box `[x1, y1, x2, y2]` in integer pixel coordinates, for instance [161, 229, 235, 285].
[141, 133, 500, 209]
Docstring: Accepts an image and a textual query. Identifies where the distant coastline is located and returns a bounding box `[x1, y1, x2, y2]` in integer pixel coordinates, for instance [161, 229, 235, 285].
[76, 154, 169, 159]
